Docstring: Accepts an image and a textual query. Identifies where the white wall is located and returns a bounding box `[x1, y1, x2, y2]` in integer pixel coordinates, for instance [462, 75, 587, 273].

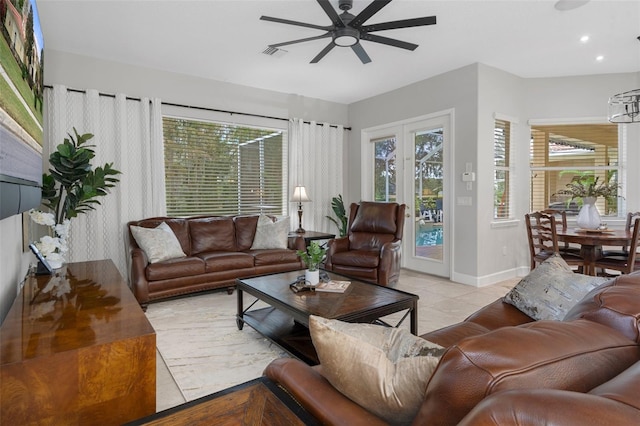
[476, 64, 528, 281]
[44, 50, 350, 126]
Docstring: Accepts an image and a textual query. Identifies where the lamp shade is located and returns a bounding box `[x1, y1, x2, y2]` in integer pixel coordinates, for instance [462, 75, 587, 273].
[291, 186, 311, 203]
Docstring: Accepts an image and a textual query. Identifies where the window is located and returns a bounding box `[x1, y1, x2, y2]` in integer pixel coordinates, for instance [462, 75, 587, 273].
[373, 136, 397, 202]
[530, 123, 620, 217]
[494, 118, 511, 219]
[163, 117, 287, 216]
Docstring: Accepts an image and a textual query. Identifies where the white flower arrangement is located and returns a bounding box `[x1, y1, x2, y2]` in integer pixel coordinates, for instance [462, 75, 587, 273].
[29, 210, 71, 269]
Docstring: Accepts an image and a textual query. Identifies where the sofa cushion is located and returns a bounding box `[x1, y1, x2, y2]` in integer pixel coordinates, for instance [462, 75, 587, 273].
[189, 217, 236, 254]
[422, 299, 535, 348]
[253, 249, 299, 266]
[564, 272, 640, 343]
[234, 215, 260, 251]
[145, 256, 205, 281]
[330, 250, 380, 268]
[309, 315, 445, 425]
[197, 252, 255, 272]
[504, 255, 607, 320]
[350, 201, 398, 234]
[417, 319, 640, 426]
[130, 222, 187, 263]
[251, 215, 289, 250]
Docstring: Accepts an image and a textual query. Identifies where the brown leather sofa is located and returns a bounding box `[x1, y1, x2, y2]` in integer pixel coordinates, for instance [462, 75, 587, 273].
[324, 202, 406, 286]
[265, 272, 640, 425]
[127, 215, 305, 308]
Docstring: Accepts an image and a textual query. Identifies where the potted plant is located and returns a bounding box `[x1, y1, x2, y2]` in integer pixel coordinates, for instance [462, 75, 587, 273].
[30, 128, 121, 269]
[557, 172, 620, 229]
[296, 241, 327, 285]
[326, 194, 348, 237]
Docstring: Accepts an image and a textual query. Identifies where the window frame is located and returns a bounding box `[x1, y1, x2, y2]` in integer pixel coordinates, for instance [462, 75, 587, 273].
[528, 119, 625, 220]
[161, 106, 288, 217]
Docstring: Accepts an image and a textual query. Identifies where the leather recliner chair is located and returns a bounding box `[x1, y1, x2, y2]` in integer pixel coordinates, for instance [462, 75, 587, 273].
[324, 201, 406, 286]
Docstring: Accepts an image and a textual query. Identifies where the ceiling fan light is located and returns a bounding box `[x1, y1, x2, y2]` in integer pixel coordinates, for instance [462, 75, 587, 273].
[608, 89, 640, 123]
[333, 27, 359, 47]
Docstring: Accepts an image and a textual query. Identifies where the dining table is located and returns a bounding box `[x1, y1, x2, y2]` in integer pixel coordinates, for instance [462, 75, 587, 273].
[556, 227, 633, 276]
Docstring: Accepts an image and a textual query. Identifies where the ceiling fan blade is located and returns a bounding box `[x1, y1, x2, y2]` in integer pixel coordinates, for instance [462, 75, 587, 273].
[310, 42, 336, 63]
[360, 33, 418, 50]
[260, 15, 331, 31]
[361, 16, 437, 32]
[269, 33, 332, 48]
[351, 43, 372, 64]
[316, 0, 344, 27]
[350, 0, 392, 27]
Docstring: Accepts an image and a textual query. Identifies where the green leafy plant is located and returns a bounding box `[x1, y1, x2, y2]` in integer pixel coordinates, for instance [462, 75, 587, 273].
[41, 128, 121, 225]
[296, 241, 327, 271]
[557, 172, 619, 200]
[326, 194, 348, 237]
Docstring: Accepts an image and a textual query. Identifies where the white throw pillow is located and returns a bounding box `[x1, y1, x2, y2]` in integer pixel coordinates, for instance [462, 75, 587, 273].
[130, 222, 186, 263]
[250, 215, 289, 250]
[309, 315, 445, 425]
[504, 254, 608, 321]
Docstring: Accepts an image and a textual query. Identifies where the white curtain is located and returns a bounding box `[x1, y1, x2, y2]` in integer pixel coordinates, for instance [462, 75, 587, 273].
[288, 119, 345, 234]
[43, 85, 165, 277]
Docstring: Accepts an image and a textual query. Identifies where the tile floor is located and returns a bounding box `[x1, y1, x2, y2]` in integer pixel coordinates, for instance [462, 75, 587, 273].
[146, 269, 520, 412]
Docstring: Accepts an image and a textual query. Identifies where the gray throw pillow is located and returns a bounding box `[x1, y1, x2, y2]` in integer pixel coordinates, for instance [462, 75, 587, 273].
[130, 222, 186, 263]
[504, 255, 607, 321]
[309, 315, 445, 425]
[250, 215, 289, 249]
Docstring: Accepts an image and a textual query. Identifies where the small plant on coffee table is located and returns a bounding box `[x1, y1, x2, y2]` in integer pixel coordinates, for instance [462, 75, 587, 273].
[296, 241, 327, 271]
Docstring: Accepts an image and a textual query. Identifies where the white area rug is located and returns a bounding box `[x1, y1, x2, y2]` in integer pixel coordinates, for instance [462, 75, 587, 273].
[145, 291, 288, 401]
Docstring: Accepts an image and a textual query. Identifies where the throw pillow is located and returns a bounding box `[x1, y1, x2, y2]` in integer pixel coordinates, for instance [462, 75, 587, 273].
[504, 254, 608, 321]
[130, 222, 187, 263]
[309, 315, 445, 425]
[250, 215, 289, 250]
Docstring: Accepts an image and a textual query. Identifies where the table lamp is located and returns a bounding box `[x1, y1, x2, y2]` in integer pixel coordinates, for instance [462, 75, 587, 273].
[291, 186, 311, 233]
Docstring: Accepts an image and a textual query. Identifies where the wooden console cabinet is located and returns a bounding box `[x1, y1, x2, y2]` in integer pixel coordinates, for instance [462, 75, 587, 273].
[0, 259, 156, 424]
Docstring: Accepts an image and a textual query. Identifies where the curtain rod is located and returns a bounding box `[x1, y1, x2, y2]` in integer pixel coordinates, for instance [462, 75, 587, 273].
[44, 85, 351, 130]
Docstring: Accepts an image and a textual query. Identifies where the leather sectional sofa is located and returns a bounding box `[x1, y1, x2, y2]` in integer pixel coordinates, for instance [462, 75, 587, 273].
[265, 272, 640, 425]
[127, 215, 305, 308]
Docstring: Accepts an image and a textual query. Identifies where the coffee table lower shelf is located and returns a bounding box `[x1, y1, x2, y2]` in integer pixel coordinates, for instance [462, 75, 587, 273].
[238, 307, 319, 365]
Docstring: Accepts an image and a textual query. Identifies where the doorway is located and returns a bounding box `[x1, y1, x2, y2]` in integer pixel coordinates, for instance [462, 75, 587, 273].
[362, 112, 452, 277]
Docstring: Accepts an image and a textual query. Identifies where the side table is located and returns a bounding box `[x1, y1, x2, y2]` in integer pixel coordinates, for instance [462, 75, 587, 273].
[289, 230, 336, 246]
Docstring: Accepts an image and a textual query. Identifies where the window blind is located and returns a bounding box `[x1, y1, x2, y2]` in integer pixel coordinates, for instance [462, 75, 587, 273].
[163, 117, 287, 216]
[529, 123, 620, 216]
[494, 119, 511, 219]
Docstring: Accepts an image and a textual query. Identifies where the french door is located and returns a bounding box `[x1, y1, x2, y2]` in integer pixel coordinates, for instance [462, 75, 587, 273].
[362, 113, 451, 278]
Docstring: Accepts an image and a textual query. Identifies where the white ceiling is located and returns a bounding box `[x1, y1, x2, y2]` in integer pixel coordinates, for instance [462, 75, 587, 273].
[37, 0, 640, 104]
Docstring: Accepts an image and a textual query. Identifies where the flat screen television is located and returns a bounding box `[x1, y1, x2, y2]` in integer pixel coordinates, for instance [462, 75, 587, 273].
[0, 0, 44, 221]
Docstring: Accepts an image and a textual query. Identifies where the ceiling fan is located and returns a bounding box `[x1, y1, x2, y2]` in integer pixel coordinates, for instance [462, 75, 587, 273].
[260, 0, 437, 64]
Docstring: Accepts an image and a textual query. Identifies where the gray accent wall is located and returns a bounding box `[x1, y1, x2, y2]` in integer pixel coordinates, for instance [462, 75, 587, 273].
[348, 64, 639, 286]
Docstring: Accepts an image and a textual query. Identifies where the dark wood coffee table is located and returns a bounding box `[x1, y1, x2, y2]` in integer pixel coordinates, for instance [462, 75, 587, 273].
[236, 270, 418, 365]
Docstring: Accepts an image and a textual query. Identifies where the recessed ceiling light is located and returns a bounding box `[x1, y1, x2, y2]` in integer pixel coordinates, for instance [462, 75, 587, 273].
[596, 55, 604, 62]
[580, 35, 589, 43]
[555, 0, 590, 11]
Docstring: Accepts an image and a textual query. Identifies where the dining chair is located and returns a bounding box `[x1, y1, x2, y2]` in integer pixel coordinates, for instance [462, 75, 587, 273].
[594, 217, 640, 275]
[541, 209, 583, 257]
[602, 211, 640, 257]
[527, 211, 584, 271]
